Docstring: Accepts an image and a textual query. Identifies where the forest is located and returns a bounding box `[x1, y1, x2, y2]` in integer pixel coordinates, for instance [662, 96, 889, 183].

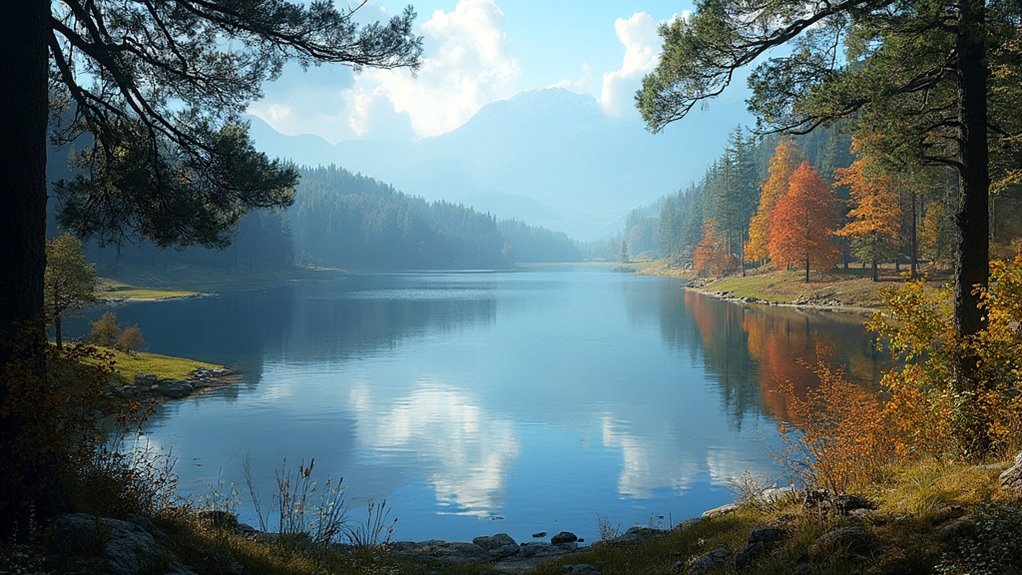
[74, 164, 582, 271]
[622, 124, 1022, 281]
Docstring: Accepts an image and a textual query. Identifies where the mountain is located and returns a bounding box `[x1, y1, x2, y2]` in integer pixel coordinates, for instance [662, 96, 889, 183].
[247, 88, 750, 240]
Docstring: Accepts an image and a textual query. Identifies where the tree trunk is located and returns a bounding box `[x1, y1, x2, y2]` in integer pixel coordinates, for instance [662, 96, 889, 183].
[953, 0, 991, 457]
[910, 189, 918, 278]
[0, 1, 53, 537]
[805, 256, 811, 283]
[871, 257, 878, 282]
[54, 315, 63, 350]
[954, 0, 990, 354]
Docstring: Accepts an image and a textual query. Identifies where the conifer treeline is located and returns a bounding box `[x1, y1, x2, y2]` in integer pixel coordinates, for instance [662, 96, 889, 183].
[624, 123, 1022, 280]
[77, 165, 582, 270]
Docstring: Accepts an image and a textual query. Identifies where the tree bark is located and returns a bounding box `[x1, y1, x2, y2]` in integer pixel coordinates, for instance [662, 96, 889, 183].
[954, 0, 990, 355]
[953, 0, 991, 457]
[0, 1, 52, 536]
[871, 257, 878, 282]
[805, 256, 811, 283]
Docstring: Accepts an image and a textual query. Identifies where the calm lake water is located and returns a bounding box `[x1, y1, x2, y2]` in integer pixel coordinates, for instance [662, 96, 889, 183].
[74, 266, 881, 543]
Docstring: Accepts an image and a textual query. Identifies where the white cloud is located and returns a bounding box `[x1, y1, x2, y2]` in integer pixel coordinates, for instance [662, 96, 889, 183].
[597, 12, 661, 117]
[344, 0, 520, 139]
[549, 63, 593, 94]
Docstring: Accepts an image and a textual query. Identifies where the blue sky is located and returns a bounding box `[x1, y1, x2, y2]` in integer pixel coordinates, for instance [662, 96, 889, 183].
[249, 0, 701, 143]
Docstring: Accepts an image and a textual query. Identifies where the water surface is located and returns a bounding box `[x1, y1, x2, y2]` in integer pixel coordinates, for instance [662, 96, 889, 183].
[75, 266, 880, 542]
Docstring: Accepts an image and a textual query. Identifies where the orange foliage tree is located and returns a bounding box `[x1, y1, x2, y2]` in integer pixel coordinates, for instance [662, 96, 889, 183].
[745, 138, 802, 264]
[693, 220, 738, 277]
[834, 151, 902, 281]
[768, 162, 841, 282]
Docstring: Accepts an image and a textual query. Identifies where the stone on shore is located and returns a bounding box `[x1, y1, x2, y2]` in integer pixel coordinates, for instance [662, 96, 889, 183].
[551, 531, 578, 545]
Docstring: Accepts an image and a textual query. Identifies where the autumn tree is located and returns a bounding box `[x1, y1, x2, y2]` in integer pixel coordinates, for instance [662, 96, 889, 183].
[834, 154, 902, 281]
[44, 234, 97, 349]
[694, 220, 738, 277]
[746, 138, 801, 264]
[1, 0, 421, 534]
[768, 162, 841, 282]
[636, 0, 1022, 405]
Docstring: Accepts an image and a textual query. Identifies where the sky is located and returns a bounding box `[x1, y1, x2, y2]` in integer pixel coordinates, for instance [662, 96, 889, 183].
[248, 0, 698, 143]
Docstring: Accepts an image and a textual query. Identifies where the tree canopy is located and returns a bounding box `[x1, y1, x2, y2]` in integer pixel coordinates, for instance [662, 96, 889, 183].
[0, 0, 422, 535]
[636, 0, 1022, 380]
[44, 234, 97, 349]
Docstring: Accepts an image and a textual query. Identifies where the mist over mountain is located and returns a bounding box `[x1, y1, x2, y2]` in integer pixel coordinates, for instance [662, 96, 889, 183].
[248, 88, 749, 240]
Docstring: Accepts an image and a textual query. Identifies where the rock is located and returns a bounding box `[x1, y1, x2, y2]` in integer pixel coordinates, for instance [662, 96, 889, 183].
[932, 504, 966, 524]
[808, 527, 871, 561]
[759, 486, 796, 504]
[701, 502, 739, 518]
[472, 533, 516, 551]
[133, 373, 159, 386]
[426, 542, 492, 564]
[833, 494, 875, 514]
[687, 547, 731, 575]
[747, 527, 786, 544]
[551, 531, 578, 545]
[47, 513, 170, 575]
[999, 451, 1022, 493]
[472, 533, 518, 559]
[936, 515, 975, 540]
[562, 564, 602, 574]
[734, 541, 770, 568]
[532, 531, 547, 538]
[156, 380, 193, 399]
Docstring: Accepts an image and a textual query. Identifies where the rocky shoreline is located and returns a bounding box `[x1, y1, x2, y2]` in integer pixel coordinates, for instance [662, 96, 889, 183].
[107, 366, 241, 401]
[693, 287, 876, 315]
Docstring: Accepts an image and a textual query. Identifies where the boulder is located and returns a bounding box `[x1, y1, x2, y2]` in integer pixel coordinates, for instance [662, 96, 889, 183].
[156, 380, 193, 399]
[687, 547, 731, 575]
[999, 452, 1022, 493]
[808, 527, 872, 561]
[133, 373, 159, 386]
[472, 533, 518, 559]
[472, 533, 516, 551]
[46, 513, 181, 575]
[734, 526, 787, 568]
[936, 515, 975, 540]
[551, 531, 578, 545]
[747, 527, 786, 544]
[701, 502, 739, 518]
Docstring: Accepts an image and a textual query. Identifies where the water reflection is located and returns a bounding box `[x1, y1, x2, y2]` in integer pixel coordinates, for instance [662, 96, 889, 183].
[96, 269, 885, 541]
[348, 381, 520, 517]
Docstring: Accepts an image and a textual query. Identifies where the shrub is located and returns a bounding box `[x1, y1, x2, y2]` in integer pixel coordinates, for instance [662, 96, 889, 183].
[90, 310, 120, 347]
[116, 325, 145, 352]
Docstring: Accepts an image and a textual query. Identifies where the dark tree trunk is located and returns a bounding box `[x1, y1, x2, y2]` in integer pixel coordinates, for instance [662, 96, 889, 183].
[0, 2, 53, 536]
[954, 0, 990, 355]
[805, 256, 810, 283]
[871, 257, 878, 282]
[55, 315, 63, 350]
[910, 189, 918, 278]
[953, 0, 991, 456]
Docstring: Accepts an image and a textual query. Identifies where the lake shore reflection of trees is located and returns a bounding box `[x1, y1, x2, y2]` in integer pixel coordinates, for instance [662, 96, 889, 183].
[680, 290, 884, 423]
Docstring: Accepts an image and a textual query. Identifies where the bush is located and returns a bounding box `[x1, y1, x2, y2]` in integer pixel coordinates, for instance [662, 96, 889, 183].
[116, 325, 145, 352]
[90, 311, 120, 347]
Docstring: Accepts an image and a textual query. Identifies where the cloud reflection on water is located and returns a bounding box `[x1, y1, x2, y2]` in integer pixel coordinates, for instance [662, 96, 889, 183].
[348, 380, 520, 517]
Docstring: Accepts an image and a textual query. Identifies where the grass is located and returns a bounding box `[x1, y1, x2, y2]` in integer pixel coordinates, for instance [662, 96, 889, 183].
[100, 264, 342, 294]
[91, 346, 221, 385]
[96, 277, 201, 301]
[520, 457, 1021, 575]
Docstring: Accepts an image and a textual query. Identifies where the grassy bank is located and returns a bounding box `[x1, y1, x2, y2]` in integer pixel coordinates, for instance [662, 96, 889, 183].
[79, 346, 221, 385]
[97, 277, 202, 302]
[98, 264, 342, 299]
[635, 259, 951, 310]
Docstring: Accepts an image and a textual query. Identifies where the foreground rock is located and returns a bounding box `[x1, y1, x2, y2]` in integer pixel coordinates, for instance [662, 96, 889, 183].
[999, 451, 1022, 493]
[390, 533, 585, 571]
[46, 513, 195, 575]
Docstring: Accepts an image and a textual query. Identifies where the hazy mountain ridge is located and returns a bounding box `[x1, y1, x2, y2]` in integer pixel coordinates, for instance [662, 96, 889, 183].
[248, 88, 750, 240]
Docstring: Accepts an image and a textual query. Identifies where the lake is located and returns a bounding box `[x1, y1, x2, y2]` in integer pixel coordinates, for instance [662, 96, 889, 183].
[73, 266, 881, 543]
